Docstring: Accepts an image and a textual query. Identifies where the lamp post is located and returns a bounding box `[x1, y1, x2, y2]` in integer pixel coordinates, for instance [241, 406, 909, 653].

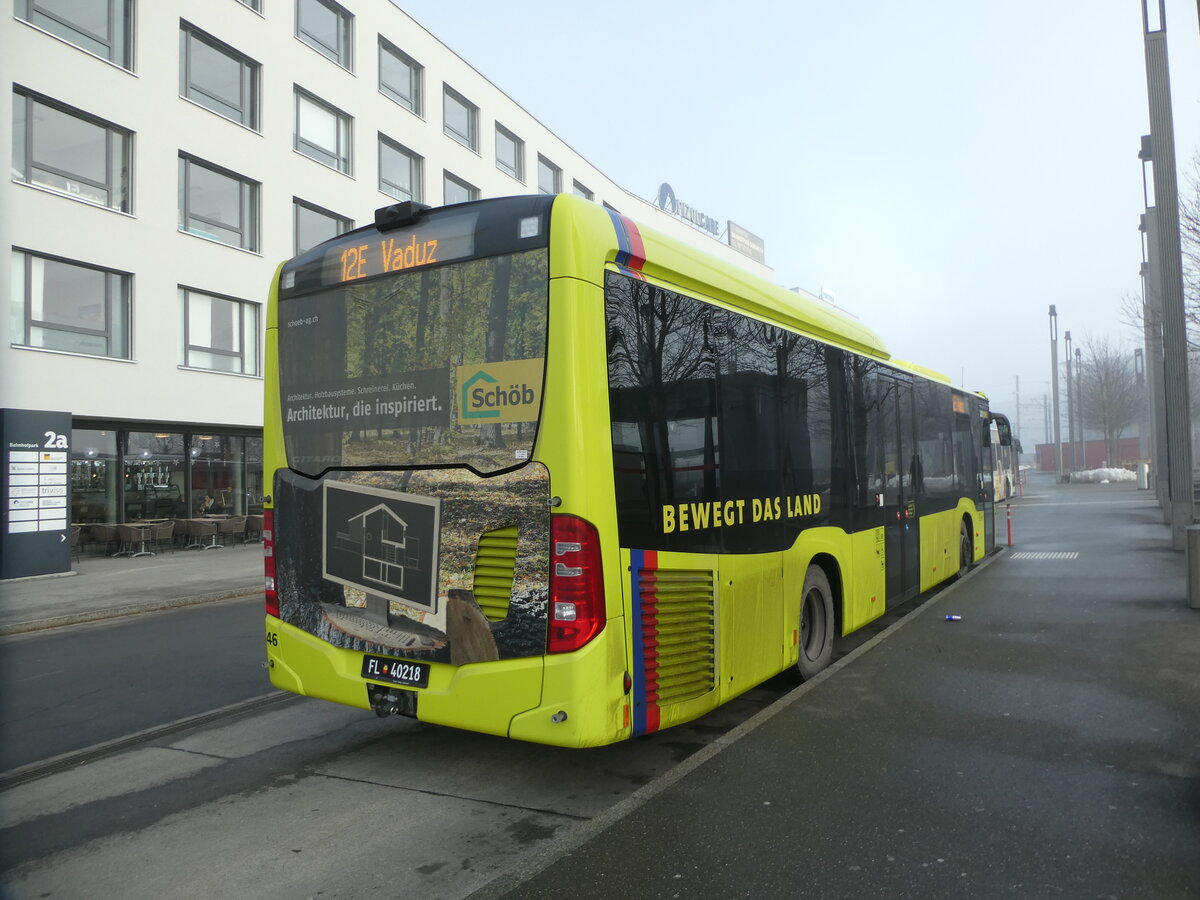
[1141, 2, 1194, 549]
[1065, 330, 1075, 474]
[1075, 347, 1084, 468]
[1050, 305, 1062, 480]
[1134, 347, 1145, 459]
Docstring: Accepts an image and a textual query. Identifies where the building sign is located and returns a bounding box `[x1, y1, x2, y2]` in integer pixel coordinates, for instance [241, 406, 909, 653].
[656, 183, 720, 237]
[727, 221, 766, 265]
[1, 408, 72, 579]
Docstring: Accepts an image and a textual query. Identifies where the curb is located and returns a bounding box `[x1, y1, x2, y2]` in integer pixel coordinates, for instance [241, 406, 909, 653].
[0, 587, 262, 636]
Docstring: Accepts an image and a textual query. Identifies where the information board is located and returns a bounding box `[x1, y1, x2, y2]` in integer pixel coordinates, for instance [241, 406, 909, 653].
[1, 409, 73, 579]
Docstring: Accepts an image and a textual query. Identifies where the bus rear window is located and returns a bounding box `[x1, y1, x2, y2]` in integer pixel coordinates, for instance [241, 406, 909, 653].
[278, 248, 549, 475]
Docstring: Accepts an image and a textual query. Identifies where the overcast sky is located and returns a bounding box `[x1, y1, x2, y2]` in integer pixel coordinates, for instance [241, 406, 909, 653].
[396, 1, 1200, 445]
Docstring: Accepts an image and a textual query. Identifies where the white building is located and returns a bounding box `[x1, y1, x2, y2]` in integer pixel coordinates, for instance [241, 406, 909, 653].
[1, 0, 772, 527]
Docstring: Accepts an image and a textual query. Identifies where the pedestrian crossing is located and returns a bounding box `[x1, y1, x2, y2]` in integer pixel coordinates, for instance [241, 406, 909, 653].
[1008, 551, 1080, 560]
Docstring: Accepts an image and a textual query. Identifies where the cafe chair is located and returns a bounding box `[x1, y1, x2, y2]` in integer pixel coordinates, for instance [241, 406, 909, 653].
[188, 518, 221, 550]
[91, 523, 120, 556]
[117, 523, 154, 558]
[153, 520, 175, 555]
[218, 515, 247, 547]
[244, 514, 264, 543]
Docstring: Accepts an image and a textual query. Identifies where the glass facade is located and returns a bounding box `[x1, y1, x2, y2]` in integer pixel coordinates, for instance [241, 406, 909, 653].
[70, 428, 119, 522]
[69, 424, 262, 526]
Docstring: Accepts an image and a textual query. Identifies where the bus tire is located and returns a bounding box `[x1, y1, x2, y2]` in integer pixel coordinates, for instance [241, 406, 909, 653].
[797, 565, 835, 681]
[956, 520, 973, 580]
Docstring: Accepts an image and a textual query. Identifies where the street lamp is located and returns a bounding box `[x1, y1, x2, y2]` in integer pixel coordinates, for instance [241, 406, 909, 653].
[1050, 305, 1062, 479]
[1133, 347, 1147, 463]
[1075, 347, 1083, 469]
[1065, 330, 1075, 473]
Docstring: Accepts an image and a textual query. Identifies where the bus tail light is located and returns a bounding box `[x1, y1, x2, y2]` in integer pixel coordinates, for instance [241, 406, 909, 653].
[548, 514, 605, 654]
[264, 509, 278, 618]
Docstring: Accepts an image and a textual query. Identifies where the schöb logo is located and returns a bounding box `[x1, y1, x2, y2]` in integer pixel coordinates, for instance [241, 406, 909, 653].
[456, 358, 544, 425]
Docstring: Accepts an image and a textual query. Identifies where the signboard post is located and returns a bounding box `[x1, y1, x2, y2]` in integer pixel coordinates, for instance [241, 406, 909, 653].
[1, 409, 73, 580]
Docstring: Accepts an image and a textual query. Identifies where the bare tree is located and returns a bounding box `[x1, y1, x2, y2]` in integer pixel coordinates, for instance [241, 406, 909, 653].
[1182, 152, 1200, 337]
[1077, 336, 1142, 466]
[1126, 153, 1200, 350]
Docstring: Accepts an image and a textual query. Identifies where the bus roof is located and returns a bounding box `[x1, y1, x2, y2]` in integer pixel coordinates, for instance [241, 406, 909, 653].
[554, 194, 892, 362]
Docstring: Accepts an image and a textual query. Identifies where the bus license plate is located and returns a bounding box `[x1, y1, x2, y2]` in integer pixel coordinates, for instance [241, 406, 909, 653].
[361, 654, 429, 689]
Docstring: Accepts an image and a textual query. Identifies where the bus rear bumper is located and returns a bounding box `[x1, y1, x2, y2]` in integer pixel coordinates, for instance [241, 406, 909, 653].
[265, 616, 544, 738]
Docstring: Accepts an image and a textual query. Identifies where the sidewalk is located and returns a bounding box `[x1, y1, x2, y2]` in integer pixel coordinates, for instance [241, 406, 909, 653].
[0, 542, 263, 635]
[477, 473, 1200, 899]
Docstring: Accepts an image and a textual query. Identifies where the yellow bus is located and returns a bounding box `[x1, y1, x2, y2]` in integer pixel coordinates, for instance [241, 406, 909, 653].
[263, 194, 993, 747]
[990, 412, 1020, 501]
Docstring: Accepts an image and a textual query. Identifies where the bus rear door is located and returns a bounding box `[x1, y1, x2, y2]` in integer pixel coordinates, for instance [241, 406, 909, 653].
[879, 374, 920, 604]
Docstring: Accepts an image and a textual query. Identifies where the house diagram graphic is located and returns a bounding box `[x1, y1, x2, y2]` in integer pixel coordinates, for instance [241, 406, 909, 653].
[333, 503, 421, 591]
[323, 480, 439, 613]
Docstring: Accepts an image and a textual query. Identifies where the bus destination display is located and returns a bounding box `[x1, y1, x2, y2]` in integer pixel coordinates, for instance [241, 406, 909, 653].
[323, 215, 476, 286]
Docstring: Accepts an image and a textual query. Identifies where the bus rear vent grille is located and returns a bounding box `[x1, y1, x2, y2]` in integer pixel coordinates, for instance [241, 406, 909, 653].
[638, 567, 716, 706]
[473, 525, 518, 621]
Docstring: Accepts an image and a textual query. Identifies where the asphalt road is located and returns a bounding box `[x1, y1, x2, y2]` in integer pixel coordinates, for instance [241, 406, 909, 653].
[0, 596, 268, 772]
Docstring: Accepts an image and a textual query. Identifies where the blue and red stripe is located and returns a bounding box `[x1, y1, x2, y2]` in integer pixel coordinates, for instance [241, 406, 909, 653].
[629, 548, 661, 735]
[606, 209, 647, 279]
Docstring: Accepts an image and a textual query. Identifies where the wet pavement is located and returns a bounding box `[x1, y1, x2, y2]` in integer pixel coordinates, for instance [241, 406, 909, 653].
[475, 473, 1200, 899]
[2, 474, 1197, 899]
[0, 538, 262, 635]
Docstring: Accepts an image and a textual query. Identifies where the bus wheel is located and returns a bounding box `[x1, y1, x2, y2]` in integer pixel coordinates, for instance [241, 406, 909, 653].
[956, 521, 973, 579]
[797, 565, 835, 681]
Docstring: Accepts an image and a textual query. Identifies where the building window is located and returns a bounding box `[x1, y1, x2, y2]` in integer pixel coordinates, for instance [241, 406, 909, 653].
[294, 198, 351, 255]
[379, 135, 422, 202]
[379, 37, 422, 115]
[294, 88, 352, 174]
[179, 23, 260, 129]
[11, 249, 130, 359]
[178, 154, 259, 252]
[295, 0, 352, 69]
[443, 171, 478, 206]
[16, 0, 133, 69]
[237, 0, 262, 11]
[180, 288, 260, 375]
[495, 124, 524, 181]
[12, 88, 131, 212]
[443, 86, 477, 151]
[572, 180, 593, 201]
[537, 155, 561, 194]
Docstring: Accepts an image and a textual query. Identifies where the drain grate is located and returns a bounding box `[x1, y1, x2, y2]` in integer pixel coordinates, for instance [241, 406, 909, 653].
[1009, 551, 1080, 560]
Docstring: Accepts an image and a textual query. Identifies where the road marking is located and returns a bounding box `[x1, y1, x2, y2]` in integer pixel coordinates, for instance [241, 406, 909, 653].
[1009, 551, 1080, 560]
